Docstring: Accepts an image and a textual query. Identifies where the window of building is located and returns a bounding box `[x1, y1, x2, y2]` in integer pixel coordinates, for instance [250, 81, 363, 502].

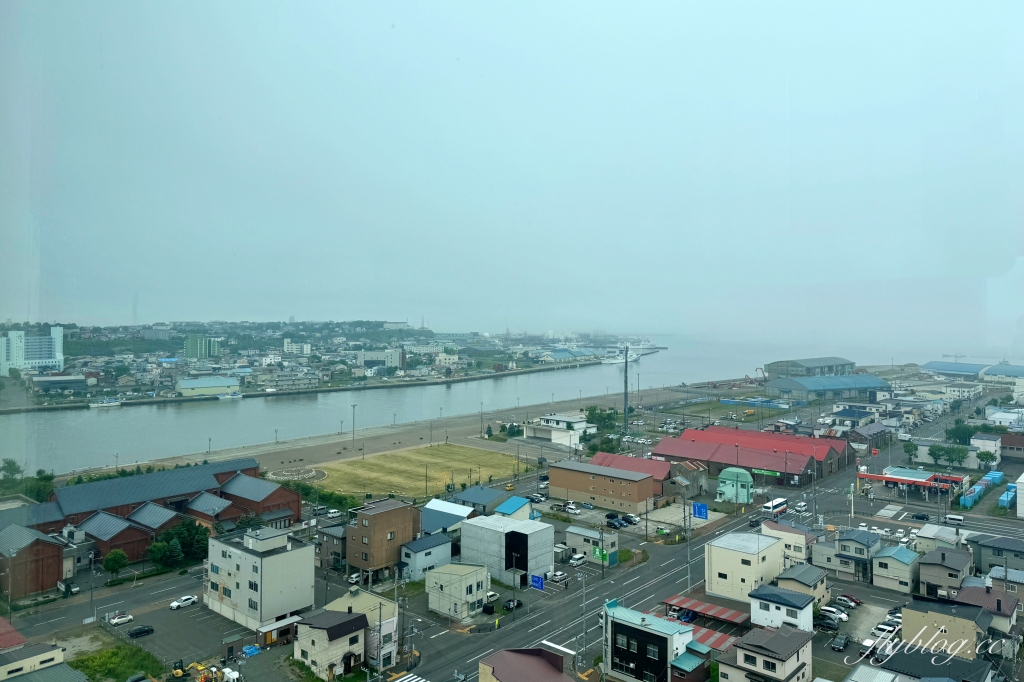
[938, 626, 947, 634]
[899, 580, 909, 586]
[948, 572, 959, 579]
[840, 560, 850, 567]
[222, 550, 227, 558]
[643, 674, 656, 682]
[362, 519, 369, 526]
[718, 572, 727, 580]
[878, 562, 889, 569]
[382, 633, 393, 645]
[994, 549, 1004, 557]
[253, 565, 258, 574]
[1008, 584, 1018, 593]
[39, 659, 54, 665]
[387, 531, 395, 540]
[362, 552, 368, 561]
[466, 585, 473, 595]
[362, 536, 369, 544]
[742, 559, 751, 566]
[311, 661, 317, 669]
[855, 547, 865, 555]
[840, 544, 850, 552]
[235, 564, 240, 571]
[629, 639, 637, 653]
[760, 603, 770, 612]
[826, 557, 832, 563]
[249, 580, 259, 592]
[786, 608, 797, 618]
[721, 674, 729, 680]
[210, 581, 219, 592]
[350, 635, 359, 645]
[744, 654, 756, 666]
[616, 633, 627, 648]
[404, 551, 411, 559]
[761, 556, 766, 563]
[247, 598, 257, 610]
[763, 661, 777, 673]
[425, 550, 431, 557]
[740, 578, 746, 583]
[477, 581, 483, 590]
[785, 544, 792, 550]
[647, 643, 658, 659]
[223, 588, 232, 598]
[300, 650, 308, 660]
[211, 564, 219, 574]
[383, 653, 392, 667]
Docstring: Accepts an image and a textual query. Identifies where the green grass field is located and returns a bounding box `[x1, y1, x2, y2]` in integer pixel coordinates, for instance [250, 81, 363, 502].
[319, 444, 524, 499]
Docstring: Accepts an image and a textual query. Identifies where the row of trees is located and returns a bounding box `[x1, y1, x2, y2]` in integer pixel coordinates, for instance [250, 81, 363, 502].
[102, 519, 212, 580]
[0, 458, 55, 502]
[945, 418, 1008, 445]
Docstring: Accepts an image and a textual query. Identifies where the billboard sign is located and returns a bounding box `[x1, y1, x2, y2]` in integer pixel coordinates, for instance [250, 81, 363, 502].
[692, 502, 709, 520]
[530, 574, 544, 591]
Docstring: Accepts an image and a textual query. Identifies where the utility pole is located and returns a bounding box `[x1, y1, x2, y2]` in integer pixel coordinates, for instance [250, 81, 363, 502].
[623, 344, 630, 436]
[511, 553, 519, 621]
[577, 571, 588, 669]
[480, 402, 483, 437]
[351, 404, 358, 456]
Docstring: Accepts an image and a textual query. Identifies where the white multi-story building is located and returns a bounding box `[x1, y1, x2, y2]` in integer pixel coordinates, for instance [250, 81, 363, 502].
[945, 383, 984, 400]
[0, 327, 64, 376]
[434, 353, 459, 367]
[748, 585, 814, 631]
[704, 533, 784, 602]
[283, 339, 312, 356]
[205, 528, 314, 633]
[426, 563, 490, 622]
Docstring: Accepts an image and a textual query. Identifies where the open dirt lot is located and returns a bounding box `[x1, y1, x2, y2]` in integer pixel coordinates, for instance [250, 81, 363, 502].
[318, 444, 523, 499]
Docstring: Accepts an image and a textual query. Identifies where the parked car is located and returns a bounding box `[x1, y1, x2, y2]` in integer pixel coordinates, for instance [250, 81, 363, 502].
[841, 594, 863, 605]
[326, 509, 342, 518]
[888, 613, 902, 623]
[860, 639, 876, 657]
[607, 520, 619, 529]
[679, 610, 696, 623]
[582, 502, 594, 509]
[830, 634, 851, 652]
[605, 513, 619, 520]
[615, 518, 628, 528]
[550, 571, 569, 583]
[539, 474, 549, 481]
[169, 595, 197, 609]
[539, 482, 549, 489]
[567, 507, 582, 516]
[749, 517, 762, 527]
[109, 613, 134, 626]
[348, 572, 361, 584]
[835, 596, 857, 609]
[486, 591, 500, 603]
[911, 513, 930, 521]
[503, 599, 523, 611]
[887, 606, 903, 616]
[550, 503, 564, 512]
[624, 514, 640, 524]
[820, 606, 848, 622]
[814, 617, 840, 632]
[569, 554, 586, 567]
[127, 625, 154, 639]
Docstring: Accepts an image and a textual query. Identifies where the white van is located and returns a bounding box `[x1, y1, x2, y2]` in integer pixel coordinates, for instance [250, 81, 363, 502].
[944, 515, 965, 526]
[794, 502, 807, 512]
[898, 432, 912, 442]
[486, 591, 500, 603]
[326, 509, 342, 518]
[569, 554, 586, 567]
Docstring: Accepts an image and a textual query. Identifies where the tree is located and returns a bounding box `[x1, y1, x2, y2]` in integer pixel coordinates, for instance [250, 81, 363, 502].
[944, 445, 969, 468]
[950, 399, 963, 414]
[945, 424, 976, 445]
[460, 482, 467, 491]
[1, 459, 23, 480]
[167, 539, 185, 566]
[988, 398, 1000, 406]
[499, 423, 507, 433]
[158, 519, 210, 561]
[976, 451, 997, 469]
[234, 515, 265, 532]
[103, 549, 129, 579]
[485, 425, 493, 438]
[927, 446, 945, 467]
[111, 365, 130, 379]
[8, 368, 20, 381]
[903, 442, 918, 460]
[147, 542, 169, 567]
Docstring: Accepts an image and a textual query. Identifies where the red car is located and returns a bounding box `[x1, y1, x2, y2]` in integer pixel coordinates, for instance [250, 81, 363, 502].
[841, 594, 863, 605]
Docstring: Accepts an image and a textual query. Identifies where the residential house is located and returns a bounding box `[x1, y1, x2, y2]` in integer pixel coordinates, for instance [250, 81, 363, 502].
[988, 566, 1024, 598]
[602, 600, 707, 682]
[426, 563, 490, 622]
[565, 526, 619, 567]
[205, 528, 314, 636]
[494, 497, 533, 521]
[902, 597, 991, 660]
[450, 486, 512, 515]
[872, 546, 921, 594]
[0, 526, 64, 599]
[704, 534, 784, 603]
[316, 524, 346, 571]
[776, 564, 829, 605]
[748, 585, 814, 632]
[325, 587, 399, 671]
[811, 530, 881, 583]
[918, 549, 972, 598]
[525, 413, 597, 448]
[399, 535, 451, 581]
[479, 648, 574, 682]
[970, 535, 1024, 573]
[760, 519, 817, 568]
[0, 643, 81, 682]
[915, 524, 969, 554]
[590, 452, 672, 496]
[955, 585, 1020, 649]
[548, 461, 656, 515]
[294, 609, 368, 680]
[848, 423, 891, 452]
[970, 433, 1001, 465]
[347, 499, 421, 585]
[421, 498, 475, 541]
[715, 625, 813, 682]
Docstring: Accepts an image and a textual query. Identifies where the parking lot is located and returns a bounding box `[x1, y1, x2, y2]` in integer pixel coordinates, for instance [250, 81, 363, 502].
[110, 598, 252, 664]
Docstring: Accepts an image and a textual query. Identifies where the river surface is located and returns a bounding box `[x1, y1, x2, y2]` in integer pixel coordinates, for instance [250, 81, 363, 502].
[1, 335, 786, 473]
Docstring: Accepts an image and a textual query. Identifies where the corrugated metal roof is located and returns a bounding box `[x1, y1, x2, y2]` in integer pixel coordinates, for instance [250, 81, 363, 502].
[10, 664, 88, 682]
[839, 529, 881, 546]
[770, 357, 854, 369]
[127, 502, 178, 530]
[658, 426, 846, 460]
[550, 460, 651, 481]
[748, 585, 813, 609]
[451, 485, 507, 506]
[873, 546, 920, 564]
[220, 473, 280, 502]
[0, 524, 61, 557]
[670, 652, 704, 672]
[766, 375, 891, 391]
[920, 361, 989, 375]
[462, 515, 550, 535]
[605, 601, 693, 636]
[402, 534, 450, 553]
[778, 563, 826, 586]
[983, 365, 1024, 378]
[78, 511, 131, 541]
[187, 491, 232, 516]
[54, 458, 258, 515]
[421, 509, 465, 534]
[590, 452, 672, 479]
[423, 499, 473, 518]
[495, 496, 530, 514]
[0, 644, 62, 667]
[0, 502, 66, 529]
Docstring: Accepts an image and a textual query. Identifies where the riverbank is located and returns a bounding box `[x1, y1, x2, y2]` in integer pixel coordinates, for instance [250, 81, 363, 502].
[0, 359, 604, 416]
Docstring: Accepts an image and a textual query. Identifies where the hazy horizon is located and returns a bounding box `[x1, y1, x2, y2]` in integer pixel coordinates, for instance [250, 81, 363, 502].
[3, 2, 1023, 359]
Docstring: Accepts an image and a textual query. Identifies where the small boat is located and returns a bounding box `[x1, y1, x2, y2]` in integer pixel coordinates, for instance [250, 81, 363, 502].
[601, 351, 641, 364]
[89, 399, 122, 408]
[218, 392, 243, 400]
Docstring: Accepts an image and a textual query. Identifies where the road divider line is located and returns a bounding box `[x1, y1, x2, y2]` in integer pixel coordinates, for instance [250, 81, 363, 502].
[151, 586, 179, 594]
[96, 601, 124, 609]
[660, 559, 674, 567]
[429, 631, 447, 639]
[623, 576, 641, 584]
[466, 648, 494, 662]
[528, 620, 552, 632]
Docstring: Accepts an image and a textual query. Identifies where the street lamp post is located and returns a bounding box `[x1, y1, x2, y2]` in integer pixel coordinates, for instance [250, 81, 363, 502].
[351, 404, 358, 457]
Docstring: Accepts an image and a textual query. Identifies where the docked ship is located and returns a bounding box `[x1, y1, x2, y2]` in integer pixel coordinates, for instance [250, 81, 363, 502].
[89, 399, 122, 408]
[218, 392, 243, 400]
[601, 351, 640, 364]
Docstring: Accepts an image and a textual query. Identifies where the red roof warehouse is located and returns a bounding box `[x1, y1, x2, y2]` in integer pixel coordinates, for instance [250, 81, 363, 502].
[590, 452, 671, 494]
[652, 426, 853, 485]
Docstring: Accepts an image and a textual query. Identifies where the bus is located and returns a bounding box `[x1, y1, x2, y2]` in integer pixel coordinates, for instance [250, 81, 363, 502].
[762, 498, 788, 517]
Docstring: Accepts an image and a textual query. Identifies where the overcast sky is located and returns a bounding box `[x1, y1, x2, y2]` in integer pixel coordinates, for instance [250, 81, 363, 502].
[2, 2, 1022, 360]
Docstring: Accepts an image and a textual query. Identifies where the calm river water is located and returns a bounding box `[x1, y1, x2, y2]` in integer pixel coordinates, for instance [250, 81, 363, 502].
[1, 335, 780, 474]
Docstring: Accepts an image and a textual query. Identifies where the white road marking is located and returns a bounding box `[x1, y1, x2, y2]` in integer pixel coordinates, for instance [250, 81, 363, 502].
[430, 631, 447, 639]
[528, 620, 552, 632]
[660, 559, 674, 566]
[151, 586, 179, 594]
[29, 617, 65, 627]
[467, 648, 494, 662]
[623, 576, 641, 584]
[899, 512, 908, 520]
[97, 601, 124, 609]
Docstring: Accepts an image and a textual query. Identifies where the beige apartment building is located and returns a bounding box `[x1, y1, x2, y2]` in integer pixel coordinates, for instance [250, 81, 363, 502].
[427, 563, 491, 622]
[760, 519, 817, 568]
[776, 563, 829, 605]
[903, 599, 991, 660]
[918, 549, 971, 598]
[872, 546, 921, 594]
[548, 461, 655, 514]
[717, 625, 813, 682]
[705, 533, 784, 603]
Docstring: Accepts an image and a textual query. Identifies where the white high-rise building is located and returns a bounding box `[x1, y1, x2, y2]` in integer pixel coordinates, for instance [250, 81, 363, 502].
[0, 327, 64, 376]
